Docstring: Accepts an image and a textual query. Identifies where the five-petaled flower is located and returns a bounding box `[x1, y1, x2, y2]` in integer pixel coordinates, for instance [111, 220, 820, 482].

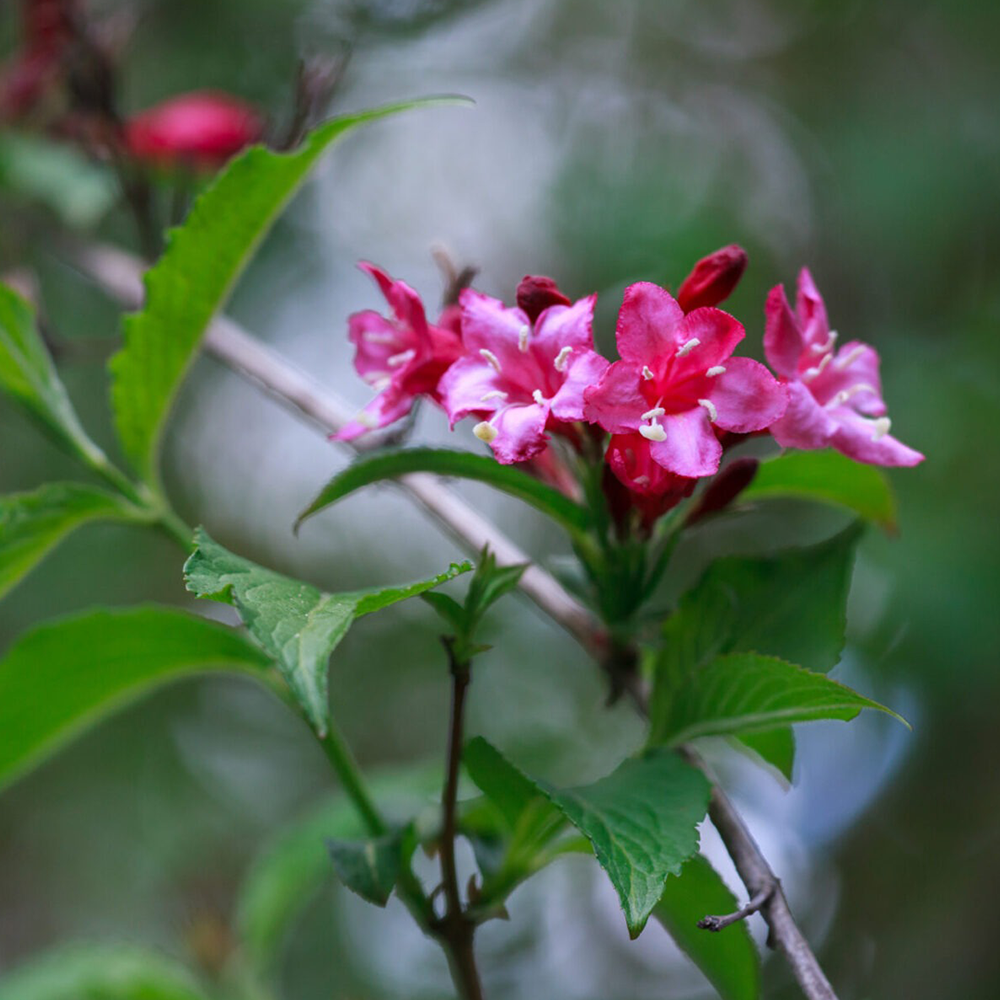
[335, 262, 463, 441]
[763, 268, 923, 467]
[584, 282, 787, 478]
[438, 280, 608, 464]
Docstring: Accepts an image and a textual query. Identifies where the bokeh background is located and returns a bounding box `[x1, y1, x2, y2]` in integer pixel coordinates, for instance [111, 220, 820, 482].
[2, 1, 999, 998]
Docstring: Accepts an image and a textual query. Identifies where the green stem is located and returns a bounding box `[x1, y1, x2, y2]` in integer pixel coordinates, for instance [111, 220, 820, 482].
[318, 722, 386, 837]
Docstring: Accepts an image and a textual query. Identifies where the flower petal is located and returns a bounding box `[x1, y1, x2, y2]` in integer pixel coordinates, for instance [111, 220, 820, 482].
[532, 294, 598, 361]
[796, 267, 830, 349]
[808, 340, 885, 416]
[763, 284, 804, 378]
[550, 350, 609, 422]
[359, 261, 429, 336]
[615, 282, 685, 365]
[706, 357, 788, 433]
[583, 360, 644, 433]
[438, 356, 507, 427]
[830, 410, 924, 467]
[333, 386, 414, 441]
[769, 381, 839, 450]
[649, 407, 722, 478]
[489, 403, 550, 464]
[347, 310, 410, 382]
[670, 307, 746, 382]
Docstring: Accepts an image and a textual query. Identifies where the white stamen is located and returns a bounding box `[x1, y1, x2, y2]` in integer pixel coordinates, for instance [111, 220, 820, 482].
[825, 382, 877, 409]
[698, 398, 718, 422]
[802, 353, 833, 382]
[835, 344, 867, 370]
[479, 348, 502, 373]
[632, 475, 650, 487]
[871, 417, 891, 440]
[810, 329, 838, 355]
[532, 389, 546, 405]
[387, 349, 416, 368]
[639, 422, 667, 442]
[517, 324, 530, 353]
[676, 337, 701, 358]
[553, 346, 573, 372]
[642, 365, 655, 381]
[706, 365, 726, 377]
[355, 411, 378, 429]
[473, 421, 498, 443]
[479, 390, 508, 402]
[362, 331, 397, 345]
[370, 376, 391, 392]
[641, 407, 665, 420]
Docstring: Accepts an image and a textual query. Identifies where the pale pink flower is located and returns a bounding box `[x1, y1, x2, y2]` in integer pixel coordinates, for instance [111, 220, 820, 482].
[584, 282, 787, 478]
[335, 263, 462, 441]
[438, 282, 608, 464]
[763, 269, 923, 466]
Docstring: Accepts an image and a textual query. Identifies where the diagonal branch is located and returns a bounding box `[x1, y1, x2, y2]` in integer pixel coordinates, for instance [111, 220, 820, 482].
[71, 241, 840, 1000]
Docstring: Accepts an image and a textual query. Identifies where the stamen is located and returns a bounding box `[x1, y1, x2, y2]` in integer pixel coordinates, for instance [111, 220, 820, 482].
[479, 348, 502, 373]
[810, 329, 838, 355]
[642, 365, 655, 381]
[553, 346, 573, 372]
[532, 389, 546, 405]
[362, 330, 398, 345]
[639, 422, 667, 442]
[355, 411, 378, 429]
[632, 475, 650, 487]
[698, 398, 718, 422]
[370, 376, 391, 392]
[706, 365, 726, 377]
[641, 407, 666, 420]
[676, 337, 701, 358]
[387, 349, 416, 368]
[871, 416, 891, 440]
[802, 353, 832, 382]
[473, 421, 498, 443]
[835, 344, 867, 370]
[825, 382, 877, 409]
[518, 324, 530, 353]
[480, 390, 508, 402]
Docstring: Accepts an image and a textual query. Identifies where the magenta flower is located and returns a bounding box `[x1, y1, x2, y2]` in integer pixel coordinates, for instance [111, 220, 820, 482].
[584, 283, 787, 478]
[438, 283, 608, 464]
[763, 269, 923, 466]
[335, 263, 463, 441]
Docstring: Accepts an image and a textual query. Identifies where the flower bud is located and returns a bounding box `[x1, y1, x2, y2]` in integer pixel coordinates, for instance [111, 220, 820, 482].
[675, 244, 748, 313]
[684, 457, 759, 526]
[124, 91, 264, 170]
[515, 275, 571, 323]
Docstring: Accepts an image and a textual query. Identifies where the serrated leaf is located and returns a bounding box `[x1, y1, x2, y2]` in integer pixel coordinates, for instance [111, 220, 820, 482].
[0, 606, 271, 791]
[297, 448, 592, 538]
[653, 854, 760, 1000]
[327, 827, 406, 906]
[741, 449, 896, 530]
[109, 99, 465, 488]
[652, 652, 907, 746]
[464, 738, 710, 937]
[0, 283, 107, 467]
[183, 528, 470, 735]
[735, 727, 796, 782]
[0, 943, 211, 1000]
[0, 482, 149, 600]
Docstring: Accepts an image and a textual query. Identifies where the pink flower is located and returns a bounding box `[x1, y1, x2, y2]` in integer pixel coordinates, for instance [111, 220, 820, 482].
[763, 268, 923, 466]
[336, 262, 463, 441]
[584, 282, 787, 478]
[438, 280, 609, 464]
[675, 244, 748, 313]
[124, 91, 264, 170]
[604, 432, 698, 528]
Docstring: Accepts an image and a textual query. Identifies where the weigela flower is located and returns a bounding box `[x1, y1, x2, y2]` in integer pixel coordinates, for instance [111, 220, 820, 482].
[604, 432, 698, 527]
[763, 268, 923, 466]
[335, 262, 463, 441]
[584, 282, 787, 478]
[124, 91, 264, 169]
[438, 280, 608, 464]
[675, 244, 748, 313]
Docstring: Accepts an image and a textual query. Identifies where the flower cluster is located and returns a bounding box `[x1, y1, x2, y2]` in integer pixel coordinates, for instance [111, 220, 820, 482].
[338, 248, 923, 526]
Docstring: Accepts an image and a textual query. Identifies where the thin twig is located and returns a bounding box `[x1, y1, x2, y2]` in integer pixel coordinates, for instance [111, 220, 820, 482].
[71, 241, 840, 1000]
[698, 884, 774, 932]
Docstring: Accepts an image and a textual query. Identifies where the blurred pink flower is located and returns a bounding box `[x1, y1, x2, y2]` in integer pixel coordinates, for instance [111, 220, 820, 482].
[763, 268, 923, 466]
[584, 282, 786, 478]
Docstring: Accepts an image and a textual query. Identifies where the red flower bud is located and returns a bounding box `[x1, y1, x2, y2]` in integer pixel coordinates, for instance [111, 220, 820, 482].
[675, 244, 748, 313]
[516, 274, 571, 323]
[124, 91, 264, 170]
[684, 457, 759, 527]
[23, 0, 78, 51]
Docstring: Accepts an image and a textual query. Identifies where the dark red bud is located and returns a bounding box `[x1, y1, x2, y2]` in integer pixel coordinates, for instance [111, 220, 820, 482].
[685, 457, 759, 526]
[516, 275, 571, 323]
[124, 91, 264, 170]
[675, 244, 748, 313]
[23, 0, 78, 51]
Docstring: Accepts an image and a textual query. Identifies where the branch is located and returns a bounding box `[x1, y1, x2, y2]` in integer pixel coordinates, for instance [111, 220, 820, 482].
[71, 241, 840, 1000]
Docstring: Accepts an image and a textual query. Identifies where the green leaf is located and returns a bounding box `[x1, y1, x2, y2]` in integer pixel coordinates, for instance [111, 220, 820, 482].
[326, 827, 406, 906]
[0, 943, 211, 1000]
[0, 605, 270, 793]
[653, 854, 760, 1000]
[109, 99, 465, 488]
[0, 482, 149, 601]
[741, 449, 896, 530]
[736, 727, 796, 782]
[184, 528, 471, 735]
[0, 283, 107, 467]
[297, 448, 592, 537]
[652, 652, 908, 746]
[464, 739, 710, 937]
[549, 750, 711, 937]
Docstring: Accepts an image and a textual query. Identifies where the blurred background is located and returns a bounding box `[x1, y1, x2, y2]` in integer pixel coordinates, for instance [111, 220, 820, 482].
[1, 0, 999, 997]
